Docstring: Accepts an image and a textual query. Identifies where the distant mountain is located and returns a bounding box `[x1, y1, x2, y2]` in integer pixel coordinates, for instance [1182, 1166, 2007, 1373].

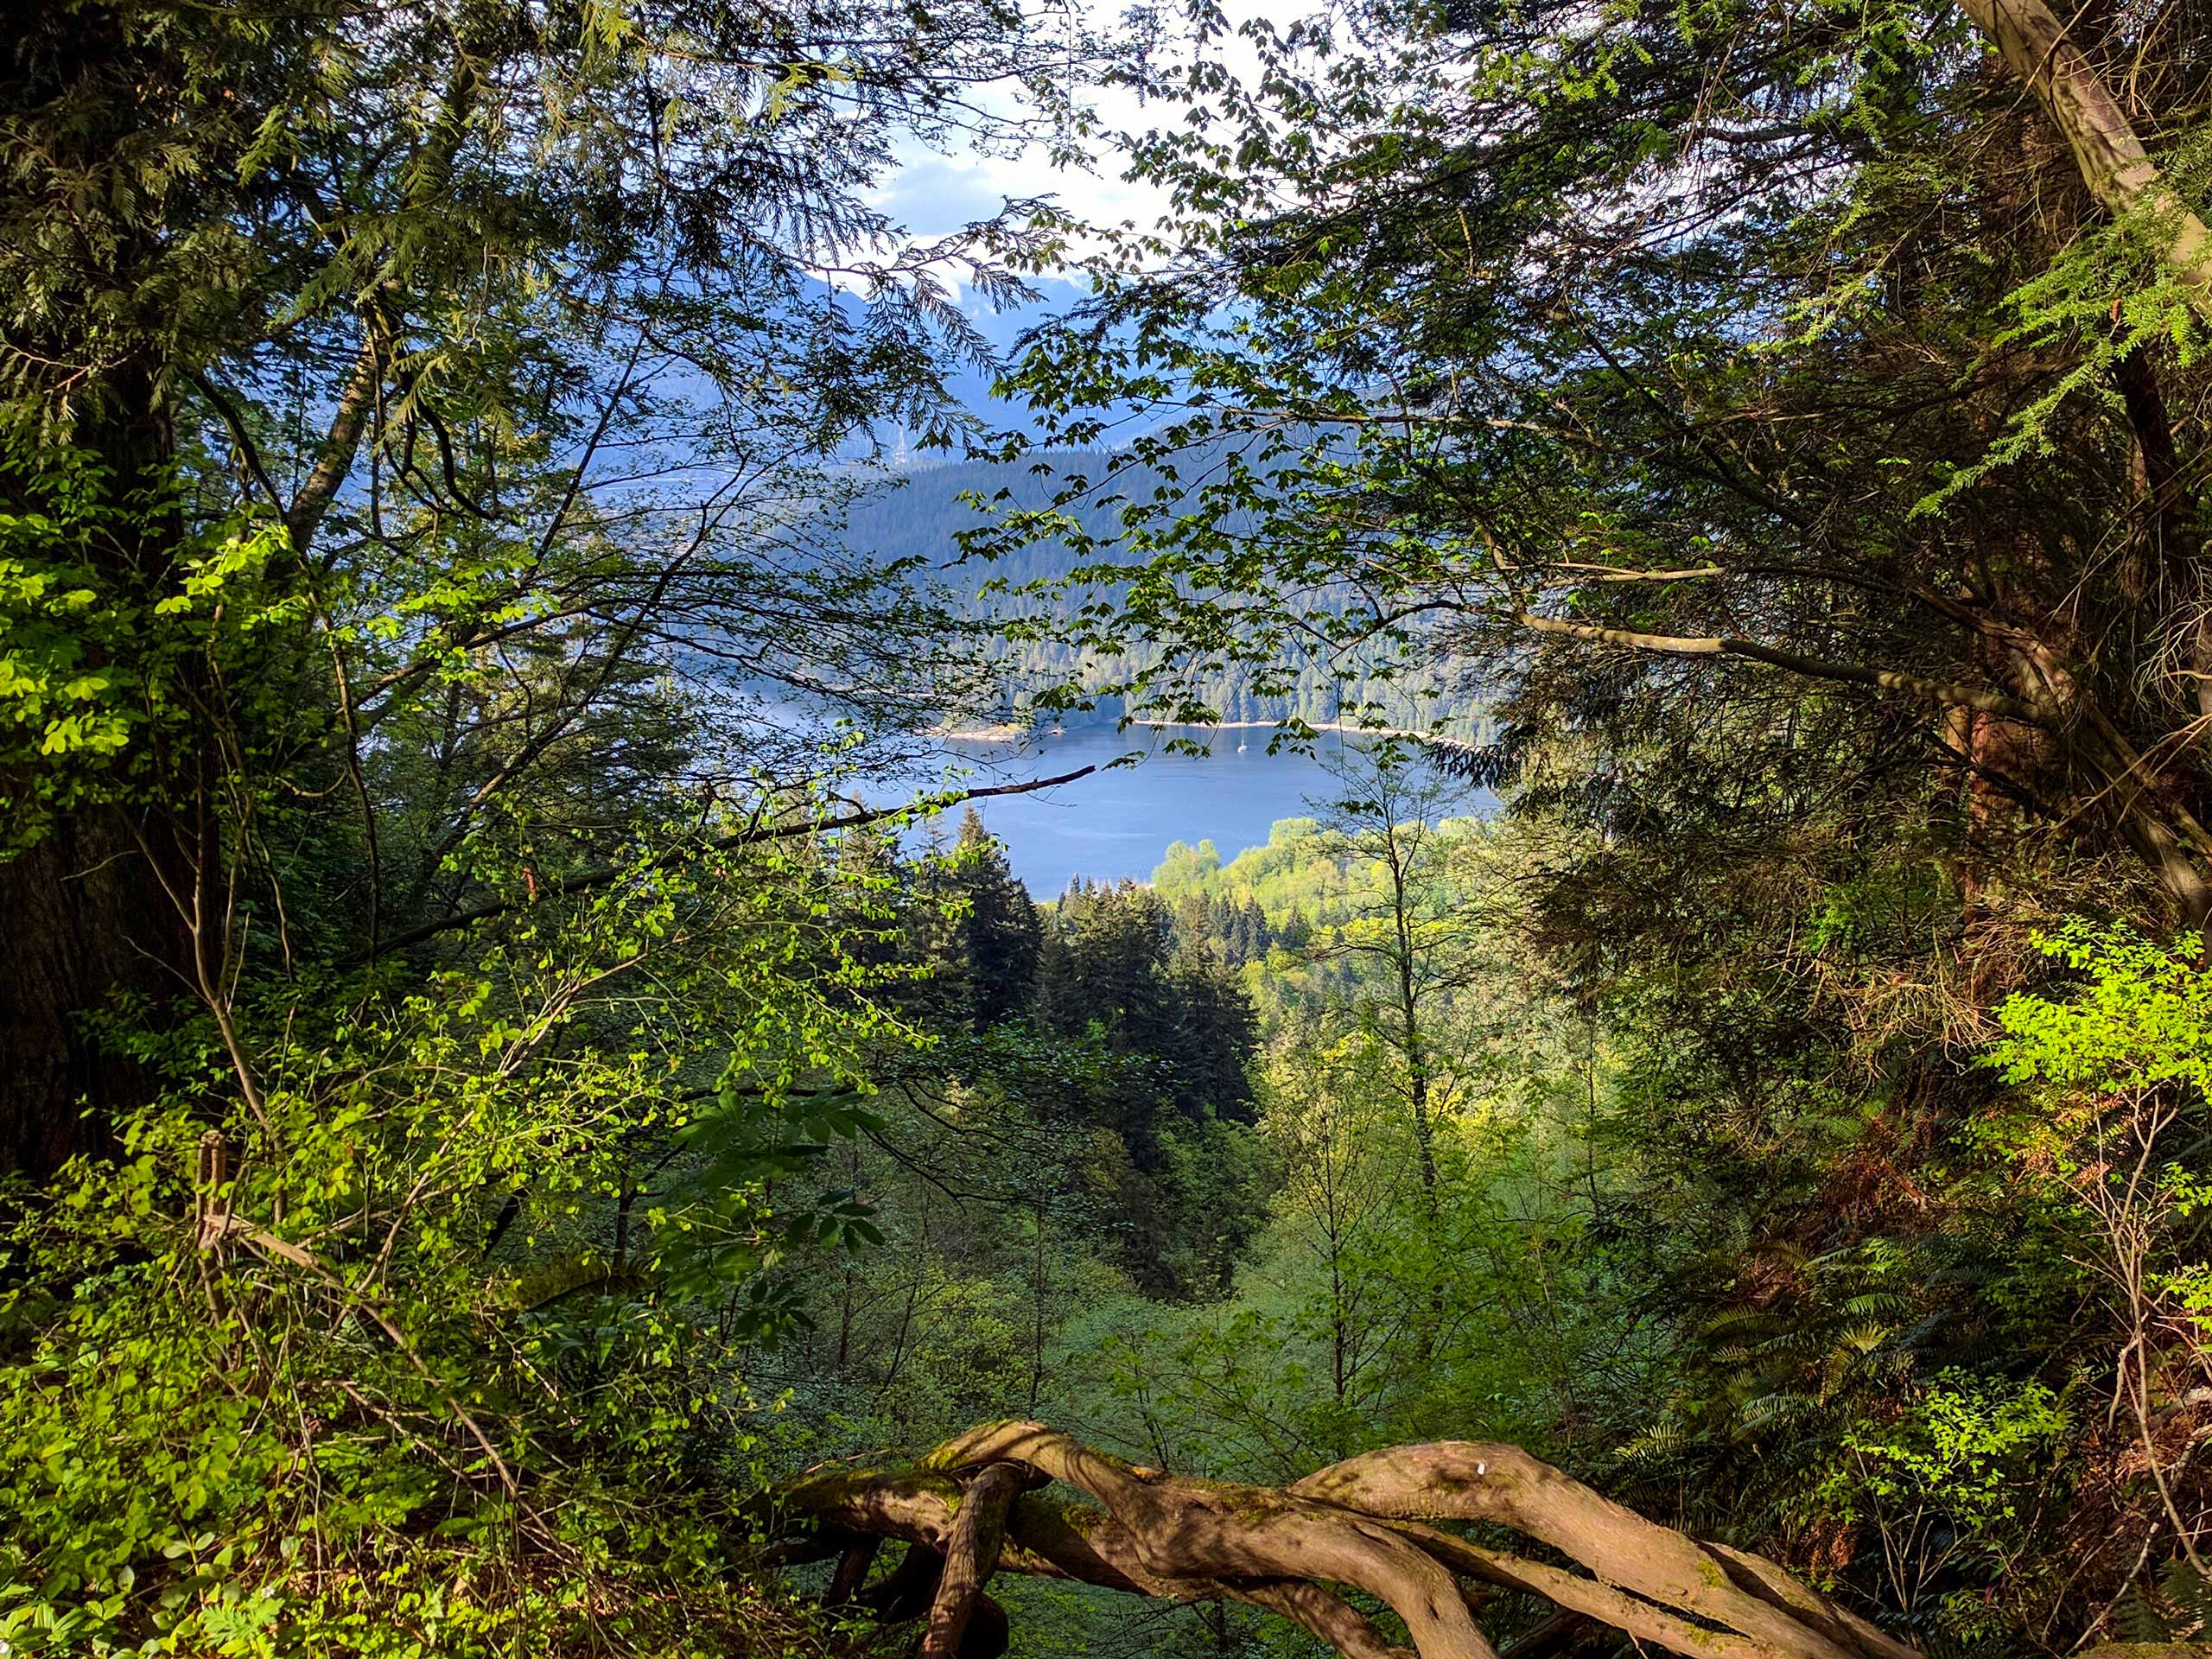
[873, 277, 1165, 456]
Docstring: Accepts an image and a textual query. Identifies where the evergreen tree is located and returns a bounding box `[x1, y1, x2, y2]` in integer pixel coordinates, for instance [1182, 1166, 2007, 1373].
[951, 807, 1041, 1030]
[1217, 901, 1243, 965]
[904, 826, 974, 1026]
[1036, 877, 1262, 1154]
[1236, 897, 1271, 964]
[991, 0, 2212, 945]
[1162, 939, 1260, 1124]
[0, 0, 1087, 1174]
[1040, 880, 1173, 1050]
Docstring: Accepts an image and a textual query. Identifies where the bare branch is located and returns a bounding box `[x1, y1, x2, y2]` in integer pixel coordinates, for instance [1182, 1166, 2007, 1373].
[763, 1423, 1919, 1659]
[923, 1463, 1027, 1659]
[354, 766, 1097, 962]
[1515, 611, 2045, 722]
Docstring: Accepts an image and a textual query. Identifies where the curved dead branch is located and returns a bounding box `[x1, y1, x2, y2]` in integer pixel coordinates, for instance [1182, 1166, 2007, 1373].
[922, 1460, 1027, 1659]
[760, 1421, 1918, 1659]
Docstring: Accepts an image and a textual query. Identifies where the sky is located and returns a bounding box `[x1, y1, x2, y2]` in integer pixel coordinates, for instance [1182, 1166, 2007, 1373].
[845, 0, 1287, 453]
[861, 0, 1281, 282]
[866, 130, 1173, 251]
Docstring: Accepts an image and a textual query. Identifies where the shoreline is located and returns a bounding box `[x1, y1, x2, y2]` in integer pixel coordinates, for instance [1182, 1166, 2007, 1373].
[932, 717, 1453, 745]
[925, 722, 1028, 743]
[1130, 718, 1440, 741]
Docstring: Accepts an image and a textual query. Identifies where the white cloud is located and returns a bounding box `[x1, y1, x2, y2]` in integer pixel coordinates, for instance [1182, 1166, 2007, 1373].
[864, 0, 1281, 258]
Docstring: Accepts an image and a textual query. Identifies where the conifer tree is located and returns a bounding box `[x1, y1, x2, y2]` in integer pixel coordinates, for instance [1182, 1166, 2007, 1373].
[0, 0, 1091, 1173]
[950, 807, 1042, 1030]
[987, 0, 2212, 944]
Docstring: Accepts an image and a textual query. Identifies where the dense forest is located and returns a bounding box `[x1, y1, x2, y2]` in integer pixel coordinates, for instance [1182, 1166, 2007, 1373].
[9, 0, 2212, 1656]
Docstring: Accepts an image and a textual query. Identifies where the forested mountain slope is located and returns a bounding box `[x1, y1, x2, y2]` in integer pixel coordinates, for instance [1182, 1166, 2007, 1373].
[845, 454, 1493, 735]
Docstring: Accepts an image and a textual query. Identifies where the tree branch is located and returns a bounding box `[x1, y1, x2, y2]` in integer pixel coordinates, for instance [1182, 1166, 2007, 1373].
[286, 338, 381, 557]
[924, 1462, 1027, 1659]
[762, 1423, 1920, 1659]
[1954, 0, 2212, 302]
[1514, 611, 2046, 722]
[353, 766, 1096, 963]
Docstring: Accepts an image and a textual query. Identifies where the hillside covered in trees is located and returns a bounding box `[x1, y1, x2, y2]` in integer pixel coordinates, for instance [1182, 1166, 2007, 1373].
[840, 454, 1493, 735]
[10, 0, 2212, 1655]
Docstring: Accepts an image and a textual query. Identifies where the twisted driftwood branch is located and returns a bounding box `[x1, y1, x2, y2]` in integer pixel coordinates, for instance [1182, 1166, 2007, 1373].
[761, 1421, 1919, 1659]
[921, 1460, 1027, 1659]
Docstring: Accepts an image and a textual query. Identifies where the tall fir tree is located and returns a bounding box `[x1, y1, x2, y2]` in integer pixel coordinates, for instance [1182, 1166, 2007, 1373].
[951, 807, 1042, 1031]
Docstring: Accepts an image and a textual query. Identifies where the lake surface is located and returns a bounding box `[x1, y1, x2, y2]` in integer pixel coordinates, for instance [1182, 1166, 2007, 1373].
[916, 726, 1493, 898]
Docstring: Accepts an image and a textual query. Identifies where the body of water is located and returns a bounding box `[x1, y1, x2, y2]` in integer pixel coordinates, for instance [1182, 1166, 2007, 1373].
[918, 725, 1492, 898]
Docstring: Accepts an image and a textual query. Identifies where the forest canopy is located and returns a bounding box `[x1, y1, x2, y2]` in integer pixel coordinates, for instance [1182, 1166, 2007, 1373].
[6, 0, 2212, 1655]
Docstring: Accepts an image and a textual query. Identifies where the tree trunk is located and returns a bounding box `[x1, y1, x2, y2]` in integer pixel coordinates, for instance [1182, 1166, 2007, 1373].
[763, 1421, 1922, 1659]
[0, 405, 207, 1181]
[0, 810, 193, 1176]
[0, 19, 214, 1180]
[1954, 0, 2212, 300]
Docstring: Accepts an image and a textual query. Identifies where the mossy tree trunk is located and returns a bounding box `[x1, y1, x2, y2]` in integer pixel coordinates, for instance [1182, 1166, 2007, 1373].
[762, 1421, 1922, 1659]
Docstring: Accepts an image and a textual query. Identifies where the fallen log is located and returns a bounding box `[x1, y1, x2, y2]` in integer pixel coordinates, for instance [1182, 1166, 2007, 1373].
[760, 1420, 1918, 1659]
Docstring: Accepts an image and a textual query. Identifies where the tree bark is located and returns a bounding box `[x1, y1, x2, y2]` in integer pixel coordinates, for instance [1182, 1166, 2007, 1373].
[1954, 0, 2212, 300]
[922, 1462, 1027, 1659]
[0, 811, 194, 1176]
[0, 13, 217, 1179]
[763, 1421, 1920, 1659]
[0, 381, 206, 1179]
